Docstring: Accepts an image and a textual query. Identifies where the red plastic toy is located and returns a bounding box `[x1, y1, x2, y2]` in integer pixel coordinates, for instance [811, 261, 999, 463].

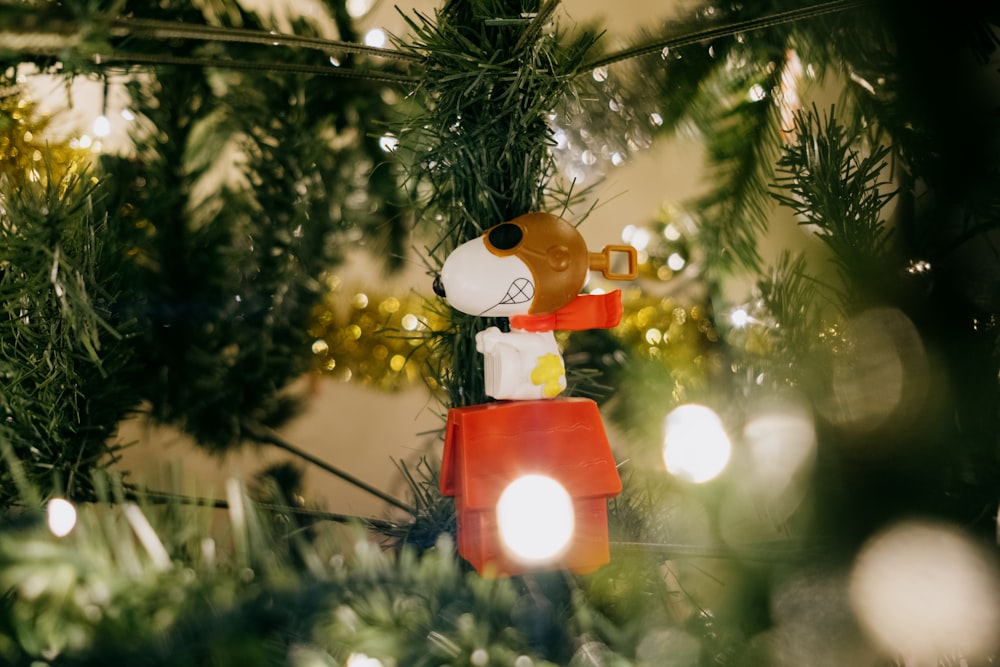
[433, 212, 636, 576]
[440, 398, 622, 576]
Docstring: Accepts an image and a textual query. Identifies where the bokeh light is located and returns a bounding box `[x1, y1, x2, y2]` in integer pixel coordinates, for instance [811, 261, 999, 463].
[743, 400, 816, 507]
[729, 307, 750, 328]
[636, 628, 701, 666]
[496, 474, 574, 564]
[621, 224, 652, 251]
[666, 252, 686, 271]
[662, 404, 731, 483]
[92, 114, 111, 138]
[46, 497, 77, 537]
[364, 28, 386, 48]
[346, 653, 384, 667]
[378, 133, 398, 152]
[825, 307, 929, 434]
[346, 0, 372, 17]
[718, 399, 817, 544]
[849, 520, 1000, 661]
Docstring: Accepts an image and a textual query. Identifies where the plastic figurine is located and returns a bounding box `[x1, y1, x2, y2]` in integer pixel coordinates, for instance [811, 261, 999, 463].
[433, 211, 637, 400]
[434, 212, 637, 577]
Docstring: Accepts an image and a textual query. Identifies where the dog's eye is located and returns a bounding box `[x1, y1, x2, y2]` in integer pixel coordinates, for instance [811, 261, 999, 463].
[487, 223, 523, 251]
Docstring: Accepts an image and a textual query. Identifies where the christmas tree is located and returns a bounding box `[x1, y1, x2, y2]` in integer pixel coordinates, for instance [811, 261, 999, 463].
[1, 0, 999, 665]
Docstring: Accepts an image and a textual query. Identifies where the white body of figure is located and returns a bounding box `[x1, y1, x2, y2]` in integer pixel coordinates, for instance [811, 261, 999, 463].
[476, 326, 566, 400]
[434, 213, 635, 402]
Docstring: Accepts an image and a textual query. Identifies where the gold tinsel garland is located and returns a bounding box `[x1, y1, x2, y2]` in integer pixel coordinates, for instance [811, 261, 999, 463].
[1, 90, 721, 395]
[307, 273, 444, 392]
[309, 280, 721, 392]
[615, 288, 719, 363]
[0, 94, 89, 184]
[308, 203, 728, 391]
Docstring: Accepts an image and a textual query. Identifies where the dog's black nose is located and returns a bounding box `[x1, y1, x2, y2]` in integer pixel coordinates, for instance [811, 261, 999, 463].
[432, 274, 446, 298]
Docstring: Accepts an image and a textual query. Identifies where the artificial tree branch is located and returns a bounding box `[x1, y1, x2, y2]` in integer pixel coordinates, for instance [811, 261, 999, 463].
[580, 0, 867, 72]
[242, 421, 416, 516]
[89, 51, 418, 83]
[108, 17, 422, 63]
[124, 487, 404, 532]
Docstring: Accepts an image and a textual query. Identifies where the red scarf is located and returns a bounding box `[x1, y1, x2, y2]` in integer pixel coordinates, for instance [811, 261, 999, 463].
[509, 290, 624, 332]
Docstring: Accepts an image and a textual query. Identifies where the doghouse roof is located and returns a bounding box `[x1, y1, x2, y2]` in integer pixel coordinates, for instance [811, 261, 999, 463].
[440, 398, 622, 510]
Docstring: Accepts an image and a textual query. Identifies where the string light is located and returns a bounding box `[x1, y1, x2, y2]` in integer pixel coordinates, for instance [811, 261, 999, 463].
[46, 498, 77, 537]
[346, 0, 372, 17]
[92, 115, 111, 138]
[621, 224, 651, 251]
[364, 29, 386, 48]
[729, 307, 750, 328]
[849, 520, 1000, 661]
[346, 653, 385, 667]
[739, 399, 817, 522]
[496, 474, 575, 564]
[378, 133, 399, 152]
[662, 404, 731, 483]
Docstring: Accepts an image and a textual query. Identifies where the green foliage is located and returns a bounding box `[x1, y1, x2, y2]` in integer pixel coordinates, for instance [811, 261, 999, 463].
[761, 100, 1000, 541]
[691, 44, 788, 276]
[85, 0, 412, 451]
[772, 105, 898, 308]
[0, 481, 653, 667]
[400, 0, 599, 241]
[0, 2, 999, 665]
[1, 0, 415, 454]
[0, 167, 137, 507]
[397, 0, 603, 407]
[617, 0, 916, 276]
[737, 251, 834, 395]
[382, 457, 456, 553]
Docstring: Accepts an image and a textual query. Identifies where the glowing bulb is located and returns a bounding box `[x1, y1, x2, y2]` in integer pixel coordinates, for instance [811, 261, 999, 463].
[748, 83, 766, 102]
[401, 313, 419, 331]
[364, 28, 386, 48]
[552, 128, 568, 149]
[662, 404, 731, 483]
[378, 133, 398, 152]
[346, 0, 372, 17]
[346, 654, 384, 667]
[496, 474, 574, 564]
[92, 115, 111, 138]
[47, 497, 77, 537]
[621, 224, 651, 251]
[729, 307, 750, 328]
[850, 521, 1000, 661]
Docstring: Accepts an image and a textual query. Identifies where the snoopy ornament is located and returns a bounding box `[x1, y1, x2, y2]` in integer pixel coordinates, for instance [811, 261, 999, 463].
[434, 212, 637, 577]
[433, 211, 637, 400]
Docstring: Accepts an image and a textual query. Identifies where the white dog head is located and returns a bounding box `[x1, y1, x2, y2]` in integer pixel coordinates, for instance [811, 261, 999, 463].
[433, 212, 592, 318]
